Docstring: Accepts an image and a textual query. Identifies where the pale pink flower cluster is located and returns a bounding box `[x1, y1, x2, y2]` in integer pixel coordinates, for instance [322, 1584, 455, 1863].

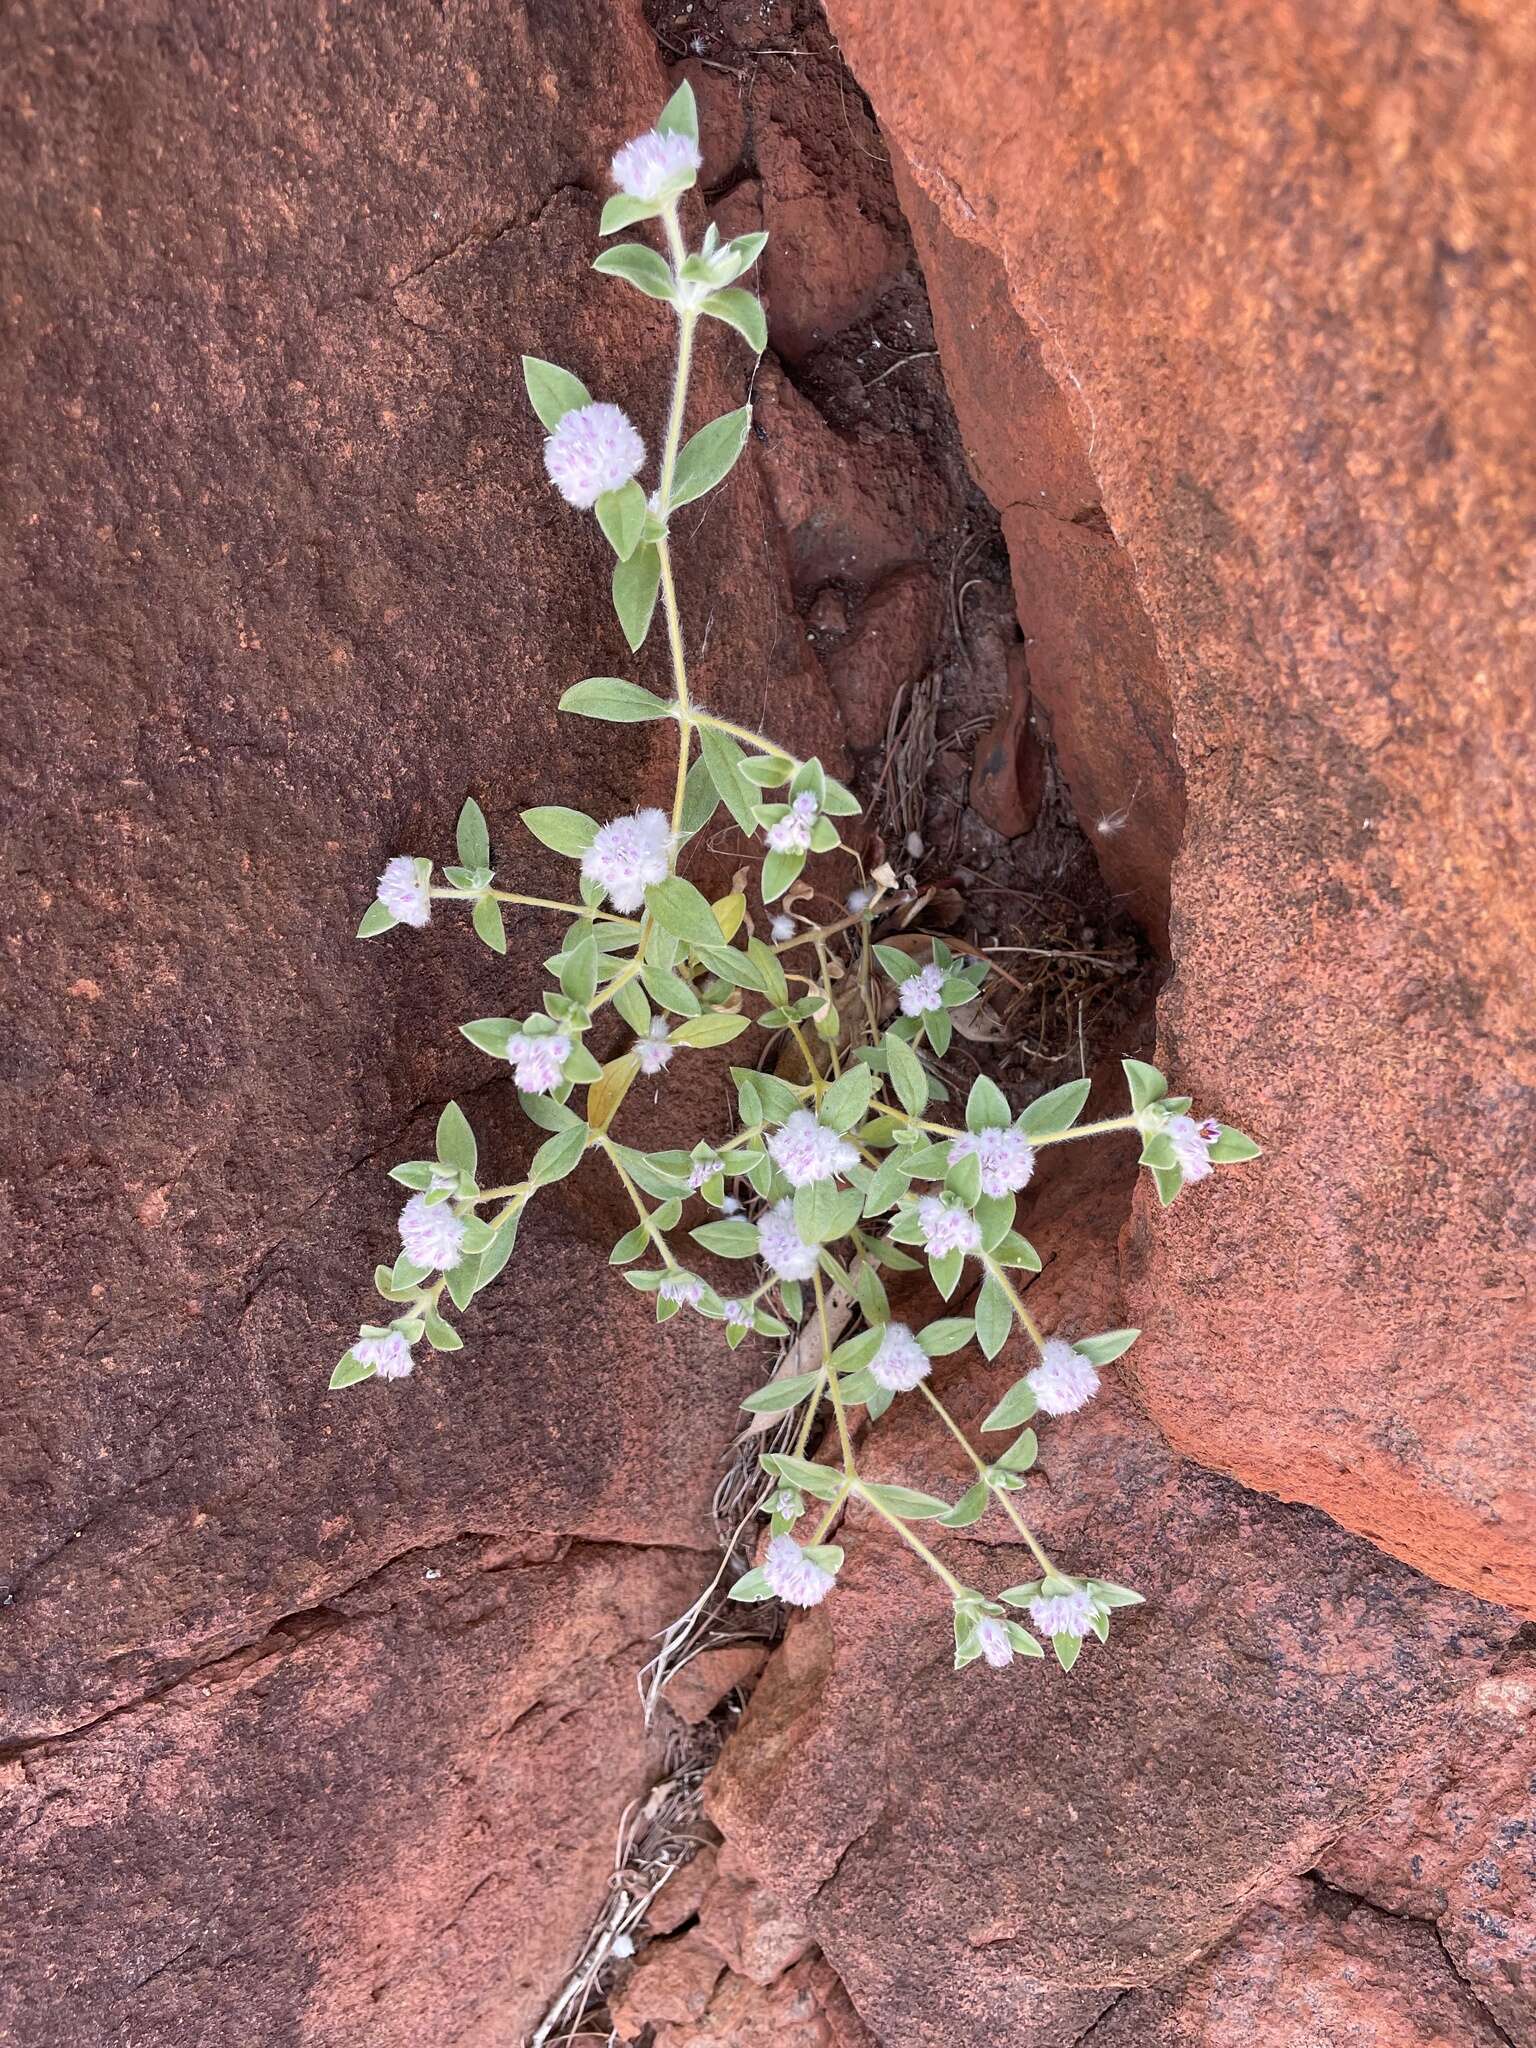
[948, 1125, 1036, 1197]
[377, 855, 430, 929]
[544, 401, 645, 509]
[766, 790, 819, 856]
[508, 1032, 570, 1094]
[659, 1273, 703, 1307]
[758, 1198, 818, 1281]
[1165, 1113, 1222, 1184]
[869, 1322, 930, 1393]
[689, 1156, 724, 1190]
[354, 1331, 414, 1381]
[1028, 1588, 1097, 1639]
[636, 1017, 675, 1076]
[975, 1615, 1014, 1668]
[763, 1532, 835, 1607]
[1027, 1336, 1100, 1417]
[610, 126, 702, 201]
[398, 1193, 466, 1272]
[581, 807, 672, 912]
[916, 1196, 981, 1258]
[721, 1298, 750, 1329]
[768, 1110, 857, 1187]
[898, 962, 944, 1017]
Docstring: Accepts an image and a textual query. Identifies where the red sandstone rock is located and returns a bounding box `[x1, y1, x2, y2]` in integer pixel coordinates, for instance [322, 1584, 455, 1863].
[1316, 1645, 1536, 2043]
[0, 1539, 699, 2046]
[697, 1842, 818, 1984]
[827, 0, 1536, 1608]
[655, 1951, 877, 2048]
[969, 642, 1045, 839]
[1088, 1877, 1508, 2047]
[707, 1127, 1520, 2046]
[612, 1929, 727, 2037]
[823, 566, 943, 753]
[663, 1642, 771, 1726]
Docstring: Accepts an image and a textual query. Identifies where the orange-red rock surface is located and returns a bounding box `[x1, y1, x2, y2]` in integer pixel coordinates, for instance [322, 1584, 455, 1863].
[825, 0, 1536, 1613]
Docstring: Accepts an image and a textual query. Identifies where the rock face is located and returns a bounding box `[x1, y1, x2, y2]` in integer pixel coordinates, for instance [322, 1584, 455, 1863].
[706, 1131, 1522, 2046]
[824, 0, 1536, 1612]
[0, 0, 844, 2035]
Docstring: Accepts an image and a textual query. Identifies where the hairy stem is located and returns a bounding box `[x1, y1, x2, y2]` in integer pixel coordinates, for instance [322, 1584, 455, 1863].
[917, 1382, 1056, 1576]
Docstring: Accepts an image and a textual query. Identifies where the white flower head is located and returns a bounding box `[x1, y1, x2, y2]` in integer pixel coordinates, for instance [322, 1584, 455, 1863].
[354, 1331, 414, 1382]
[1164, 1113, 1221, 1184]
[721, 1298, 751, 1329]
[1027, 1337, 1100, 1417]
[763, 1532, 835, 1607]
[870, 1322, 931, 1393]
[1028, 1588, 1097, 1639]
[377, 855, 430, 929]
[898, 962, 945, 1017]
[635, 1016, 675, 1076]
[581, 807, 672, 913]
[689, 1155, 724, 1191]
[768, 1110, 857, 1188]
[659, 1273, 704, 1307]
[916, 1196, 981, 1258]
[758, 1197, 818, 1281]
[975, 1615, 1015, 1668]
[720, 1193, 742, 1214]
[769, 1485, 802, 1521]
[770, 914, 796, 943]
[398, 1192, 466, 1273]
[544, 401, 646, 509]
[508, 1031, 571, 1095]
[948, 1125, 1036, 1198]
[610, 126, 702, 201]
[846, 887, 873, 916]
[766, 812, 812, 855]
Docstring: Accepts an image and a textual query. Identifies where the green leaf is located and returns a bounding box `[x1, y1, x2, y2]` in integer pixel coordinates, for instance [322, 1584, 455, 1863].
[930, 1248, 964, 1300]
[1123, 1058, 1169, 1111]
[560, 676, 672, 723]
[670, 1010, 751, 1048]
[647, 875, 726, 950]
[742, 1369, 822, 1414]
[472, 894, 506, 953]
[1054, 1633, 1081, 1672]
[728, 1566, 774, 1603]
[696, 722, 758, 834]
[886, 1032, 929, 1117]
[678, 753, 720, 838]
[690, 1217, 761, 1257]
[657, 78, 699, 142]
[738, 752, 794, 788]
[460, 1017, 515, 1059]
[1074, 1328, 1140, 1365]
[529, 1124, 588, 1186]
[1153, 1161, 1184, 1207]
[473, 1213, 520, 1291]
[424, 1310, 463, 1353]
[762, 1452, 843, 1502]
[760, 847, 804, 902]
[982, 1379, 1038, 1434]
[613, 543, 661, 651]
[436, 1103, 477, 1178]
[917, 1317, 974, 1357]
[329, 1350, 376, 1390]
[455, 797, 491, 868]
[820, 1063, 875, 1132]
[670, 407, 751, 510]
[747, 939, 789, 1006]
[1017, 1079, 1091, 1138]
[997, 1427, 1037, 1473]
[521, 355, 591, 431]
[874, 944, 919, 982]
[593, 242, 675, 301]
[938, 1479, 991, 1528]
[858, 1481, 952, 1521]
[612, 972, 652, 1035]
[1208, 1124, 1262, 1163]
[521, 806, 597, 857]
[600, 191, 663, 235]
[966, 1075, 1012, 1132]
[701, 287, 766, 353]
[975, 1270, 1012, 1359]
[641, 961, 702, 1017]
[356, 899, 398, 938]
[794, 1179, 862, 1245]
[594, 480, 649, 561]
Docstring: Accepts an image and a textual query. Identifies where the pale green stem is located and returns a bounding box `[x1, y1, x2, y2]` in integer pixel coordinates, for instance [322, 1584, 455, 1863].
[1032, 1114, 1141, 1148]
[599, 1138, 674, 1265]
[813, 1268, 857, 1475]
[917, 1382, 1056, 1578]
[853, 1481, 966, 1597]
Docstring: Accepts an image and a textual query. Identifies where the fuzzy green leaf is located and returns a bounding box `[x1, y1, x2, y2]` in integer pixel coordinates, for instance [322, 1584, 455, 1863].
[522, 355, 591, 431]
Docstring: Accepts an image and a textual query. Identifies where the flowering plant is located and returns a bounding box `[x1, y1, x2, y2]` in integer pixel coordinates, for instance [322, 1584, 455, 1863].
[333, 86, 1259, 1674]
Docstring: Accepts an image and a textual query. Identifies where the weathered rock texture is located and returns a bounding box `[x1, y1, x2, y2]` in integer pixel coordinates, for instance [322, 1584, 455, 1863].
[825, 0, 1536, 1611]
[0, 0, 847, 2035]
[707, 1123, 1522, 2045]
